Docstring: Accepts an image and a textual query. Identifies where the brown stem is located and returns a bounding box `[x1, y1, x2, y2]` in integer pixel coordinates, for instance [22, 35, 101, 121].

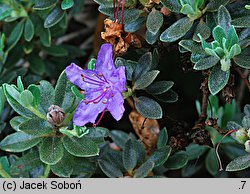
[198, 77, 209, 124]
[234, 67, 250, 93]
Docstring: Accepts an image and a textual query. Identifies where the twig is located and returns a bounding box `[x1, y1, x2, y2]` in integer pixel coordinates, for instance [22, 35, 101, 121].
[234, 67, 250, 93]
[198, 77, 209, 124]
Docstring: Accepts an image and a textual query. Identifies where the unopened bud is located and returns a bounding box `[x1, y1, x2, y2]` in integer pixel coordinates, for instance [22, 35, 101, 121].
[47, 105, 65, 126]
[248, 128, 250, 139]
[235, 129, 248, 144]
[245, 140, 250, 153]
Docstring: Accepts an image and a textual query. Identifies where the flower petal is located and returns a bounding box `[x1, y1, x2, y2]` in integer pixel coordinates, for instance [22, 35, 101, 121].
[95, 43, 115, 76]
[65, 63, 104, 91]
[110, 66, 127, 92]
[73, 100, 107, 126]
[107, 92, 125, 121]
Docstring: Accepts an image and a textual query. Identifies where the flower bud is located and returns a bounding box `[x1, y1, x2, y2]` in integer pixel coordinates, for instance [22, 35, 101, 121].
[235, 129, 248, 144]
[245, 140, 250, 153]
[248, 128, 250, 139]
[47, 105, 65, 126]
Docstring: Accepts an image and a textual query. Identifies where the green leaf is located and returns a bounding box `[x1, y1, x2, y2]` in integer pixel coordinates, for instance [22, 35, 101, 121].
[208, 65, 230, 95]
[0, 86, 6, 114]
[20, 90, 34, 107]
[226, 25, 239, 49]
[44, 7, 66, 28]
[181, 4, 195, 15]
[71, 85, 84, 100]
[160, 17, 193, 42]
[217, 5, 231, 33]
[0, 156, 11, 178]
[111, 130, 130, 150]
[87, 58, 96, 70]
[212, 25, 226, 46]
[146, 81, 174, 95]
[133, 161, 154, 178]
[17, 76, 24, 92]
[0, 132, 42, 152]
[38, 81, 55, 114]
[228, 44, 241, 59]
[24, 18, 34, 42]
[153, 89, 178, 103]
[85, 127, 110, 143]
[133, 70, 159, 90]
[19, 118, 53, 136]
[123, 139, 138, 172]
[28, 54, 46, 75]
[244, 104, 250, 116]
[125, 16, 145, 33]
[33, 0, 58, 10]
[28, 85, 41, 107]
[157, 128, 168, 149]
[39, 137, 64, 165]
[98, 149, 124, 178]
[179, 40, 205, 54]
[71, 157, 97, 177]
[10, 151, 42, 176]
[132, 52, 152, 81]
[145, 30, 160, 45]
[232, 16, 250, 28]
[6, 20, 24, 52]
[10, 116, 28, 131]
[43, 45, 69, 57]
[226, 154, 250, 171]
[115, 58, 136, 81]
[234, 54, 250, 69]
[205, 149, 219, 176]
[242, 116, 250, 128]
[194, 56, 219, 70]
[38, 27, 51, 47]
[193, 21, 211, 42]
[134, 96, 162, 119]
[227, 121, 242, 130]
[61, 0, 74, 10]
[3, 84, 34, 117]
[207, 0, 230, 12]
[148, 146, 171, 167]
[146, 9, 163, 35]
[51, 151, 74, 177]
[160, 0, 181, 12]
[54, 71, 80, 113]
[186, 144, 208, 160]
[165, 151, 188, 170]
[132, 139, 146, 165]
[63, 136, 99, 157]
[98, 159, 123, 178]
[0, 4, 12, 20]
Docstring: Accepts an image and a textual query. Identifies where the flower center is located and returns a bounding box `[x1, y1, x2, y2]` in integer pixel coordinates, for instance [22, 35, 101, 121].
[81, 72, 114, 104]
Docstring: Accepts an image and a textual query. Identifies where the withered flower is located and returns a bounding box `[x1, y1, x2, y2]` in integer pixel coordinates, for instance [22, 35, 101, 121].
[101, 19, 141, 55]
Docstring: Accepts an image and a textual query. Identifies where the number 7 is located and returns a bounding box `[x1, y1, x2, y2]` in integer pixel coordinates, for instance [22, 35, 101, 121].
[241, 181, 246, 189]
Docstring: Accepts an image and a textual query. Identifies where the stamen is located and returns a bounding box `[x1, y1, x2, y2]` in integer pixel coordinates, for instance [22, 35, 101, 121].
[93, 109, 107, 127]
[87, 91, 107, 104]
[215, 129, 238, 171]
[81, 73, 106, 86]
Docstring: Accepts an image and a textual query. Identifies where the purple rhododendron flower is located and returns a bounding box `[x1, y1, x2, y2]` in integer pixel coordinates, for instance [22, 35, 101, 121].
[65, 43, 126, 126]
